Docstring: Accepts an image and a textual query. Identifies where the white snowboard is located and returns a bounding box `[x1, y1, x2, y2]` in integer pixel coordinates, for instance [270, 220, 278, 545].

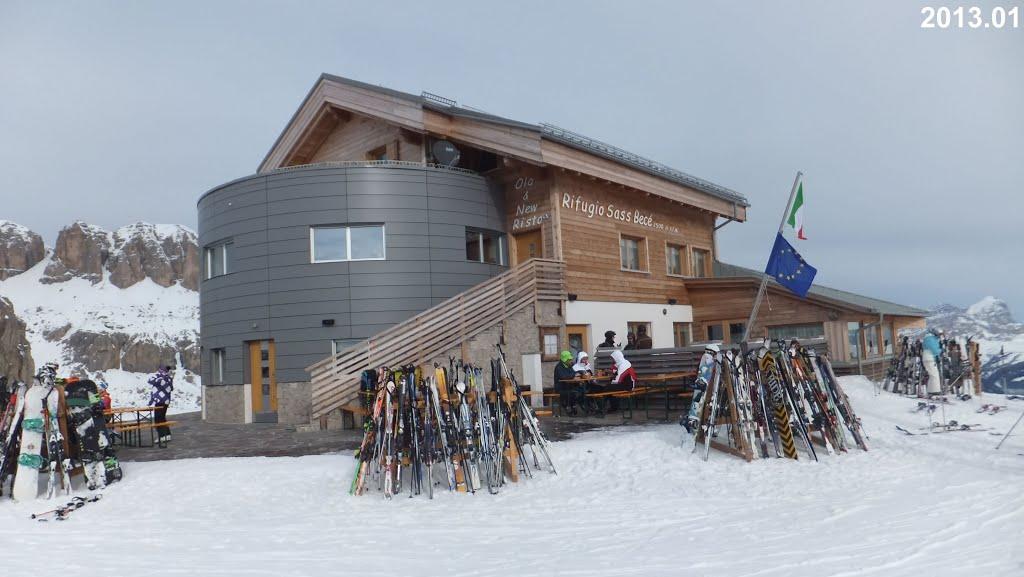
[12, 385, 47, 502]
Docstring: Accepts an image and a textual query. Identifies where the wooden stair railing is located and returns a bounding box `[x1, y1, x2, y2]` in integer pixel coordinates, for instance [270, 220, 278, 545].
[306, 258, 565, 419]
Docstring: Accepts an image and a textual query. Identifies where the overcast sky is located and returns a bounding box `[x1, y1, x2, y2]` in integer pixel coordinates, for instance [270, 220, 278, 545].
[1, 1, 1021, 314]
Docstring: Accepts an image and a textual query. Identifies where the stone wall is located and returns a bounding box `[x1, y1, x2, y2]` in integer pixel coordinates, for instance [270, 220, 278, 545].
[277, 381, 312, 425]
[203, 384, 246, 424]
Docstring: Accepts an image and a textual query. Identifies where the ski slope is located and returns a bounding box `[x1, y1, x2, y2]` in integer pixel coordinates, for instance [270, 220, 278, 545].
[1, 377, 1021, 577]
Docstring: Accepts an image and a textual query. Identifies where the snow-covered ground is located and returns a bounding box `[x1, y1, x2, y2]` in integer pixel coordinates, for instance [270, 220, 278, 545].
[0, 254, 199, 412]
[1, 377, 1022, 577]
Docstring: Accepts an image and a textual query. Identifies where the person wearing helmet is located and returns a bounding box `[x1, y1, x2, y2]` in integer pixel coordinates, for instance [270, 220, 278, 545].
[554, 350, 579, 416]
[921, 329, 943, 395]
[682, 343, 720, 433]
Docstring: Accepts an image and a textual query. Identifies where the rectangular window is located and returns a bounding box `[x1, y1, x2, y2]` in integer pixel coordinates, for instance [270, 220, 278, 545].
[204, 242, 231, 279]
[691, 248, 710, 278]
[332, 339, 364, 356]
[366, 145, 388, 161]
[707, 323, 724, 342]
[864, 325, 880, 357]
[882, 324, 894, 355]
[767, 323, 826, 341]
[848, 322, 861, 360]
[211, 348, 225, 385]
[620, 235, 646, 272]
[673, 322, 691, 348]
[465, 228, 507, 265]
[539, 327, 560, 361]
[729, 322, 746, 344]
[666, 243, 684, 276]
[311, 225, 385, 263]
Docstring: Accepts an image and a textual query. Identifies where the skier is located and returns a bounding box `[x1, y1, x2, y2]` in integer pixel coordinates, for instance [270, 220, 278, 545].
[598, 330, 617, 350]
[636, 325, 653, 350]
[98, 382, 112, 411]
[553, 351, 578, 416]
[682, 343, 719, 433]
[922, 329, 943, 395]
[148, 366, 174, 442]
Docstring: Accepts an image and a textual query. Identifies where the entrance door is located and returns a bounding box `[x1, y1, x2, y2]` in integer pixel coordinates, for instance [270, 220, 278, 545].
[248, 340, 277, 423]
[514, 229, 543, 265]
[566, 325, 589, 359]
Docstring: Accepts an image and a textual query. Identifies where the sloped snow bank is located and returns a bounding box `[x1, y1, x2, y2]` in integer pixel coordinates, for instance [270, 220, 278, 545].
[0, 377, 1021, 577]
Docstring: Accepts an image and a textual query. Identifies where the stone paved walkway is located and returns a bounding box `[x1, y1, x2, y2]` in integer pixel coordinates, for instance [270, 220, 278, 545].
[116, 408, 679, 462]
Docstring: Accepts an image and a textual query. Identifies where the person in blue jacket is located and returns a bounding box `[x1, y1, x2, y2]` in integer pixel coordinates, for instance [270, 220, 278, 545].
[921, 329, 943, 395]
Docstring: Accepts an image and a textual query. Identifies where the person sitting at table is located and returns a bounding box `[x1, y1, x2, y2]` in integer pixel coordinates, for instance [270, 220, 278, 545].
[553, 350, 579, 416]
[572, 351, 599, 414]
[148, 365, 174, 443]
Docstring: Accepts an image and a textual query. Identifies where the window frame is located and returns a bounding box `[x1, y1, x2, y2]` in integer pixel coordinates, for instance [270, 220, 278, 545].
[689, 246, 711, 278]
[619, 233, 649, 273]
[204, 241, 231, 280]
[673, 322, 692, 348]
[465, 227, 508, 266]
[665, 242, 687, 278]
[539, 327, 560, 362]
[211, 348, 226, 385]
[310, 224, 386, 264]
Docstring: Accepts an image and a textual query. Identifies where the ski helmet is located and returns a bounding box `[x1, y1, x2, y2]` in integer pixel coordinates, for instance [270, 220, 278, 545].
[705, 343, 720, 353]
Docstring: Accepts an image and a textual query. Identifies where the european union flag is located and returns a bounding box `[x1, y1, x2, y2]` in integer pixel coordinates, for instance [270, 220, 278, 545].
[765, 233, 817, 298]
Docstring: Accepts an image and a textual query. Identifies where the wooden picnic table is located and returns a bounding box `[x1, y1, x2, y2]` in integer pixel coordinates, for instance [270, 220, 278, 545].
[104, 406, 167, 448]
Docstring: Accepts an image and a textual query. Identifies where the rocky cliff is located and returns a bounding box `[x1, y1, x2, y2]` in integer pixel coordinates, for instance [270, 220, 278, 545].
[0, 296, 34, 382]
[0, 221, 46, 281]
[0, 220, 201, 411]
[42, 221, 199, 290]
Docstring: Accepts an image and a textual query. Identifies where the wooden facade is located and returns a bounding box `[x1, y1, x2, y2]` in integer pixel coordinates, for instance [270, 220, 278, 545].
[257, 73, 926, 369]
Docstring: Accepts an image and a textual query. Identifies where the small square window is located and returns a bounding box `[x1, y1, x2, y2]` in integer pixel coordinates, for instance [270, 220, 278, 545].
[539, 327, 560, 361]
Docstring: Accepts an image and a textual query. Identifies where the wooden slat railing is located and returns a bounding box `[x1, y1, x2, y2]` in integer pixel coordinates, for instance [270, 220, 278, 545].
[306, 258, 566, 418]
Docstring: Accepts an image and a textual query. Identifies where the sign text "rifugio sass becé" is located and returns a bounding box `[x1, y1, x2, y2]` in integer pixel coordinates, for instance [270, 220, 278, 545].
[561, 193, 680, 234]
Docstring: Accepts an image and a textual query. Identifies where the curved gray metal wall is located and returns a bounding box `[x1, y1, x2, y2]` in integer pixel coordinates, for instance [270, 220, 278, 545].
[197, 165, 506, 386]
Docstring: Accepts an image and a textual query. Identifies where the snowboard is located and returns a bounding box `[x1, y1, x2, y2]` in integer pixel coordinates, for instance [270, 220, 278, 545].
[0, 382, 27, 494]
[12, 385, 48, 501]
[65, 379, 122, 489]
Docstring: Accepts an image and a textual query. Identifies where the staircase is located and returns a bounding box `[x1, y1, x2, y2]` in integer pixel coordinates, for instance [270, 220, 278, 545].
[306, 258, 566, 419]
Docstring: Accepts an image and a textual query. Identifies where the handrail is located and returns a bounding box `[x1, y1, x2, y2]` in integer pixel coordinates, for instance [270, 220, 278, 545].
[307, 258, 565, 418]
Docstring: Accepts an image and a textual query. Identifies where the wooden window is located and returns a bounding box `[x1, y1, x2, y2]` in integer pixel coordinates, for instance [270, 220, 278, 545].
[882, 324, 894, 355]
[691, 248, 710, 278]
[864, 324, 880, 357]
[366, 145, 388, 161]
[767, 323, 825, 341]
[311, 225, 385, 262]
[847, 322, 861, 360]
[673, 322, 691, 347]
[729, 322, 746, 344]
[707, 323, 724, 342]
[539, 327, 560, 361]
[566, 325, 589, 360]
[666, 243, 685, 276]
[620, 234, 647, 272]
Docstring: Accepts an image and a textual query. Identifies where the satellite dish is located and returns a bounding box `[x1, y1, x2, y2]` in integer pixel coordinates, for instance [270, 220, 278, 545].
[431, 140, 461, 167]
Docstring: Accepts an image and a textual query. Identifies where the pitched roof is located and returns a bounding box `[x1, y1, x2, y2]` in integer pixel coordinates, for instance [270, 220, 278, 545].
[710, 261, 929, 317]
[262, 74, 749, 210]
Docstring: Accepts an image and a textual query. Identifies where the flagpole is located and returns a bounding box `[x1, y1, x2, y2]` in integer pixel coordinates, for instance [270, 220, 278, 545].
[739, 171, 803, 344]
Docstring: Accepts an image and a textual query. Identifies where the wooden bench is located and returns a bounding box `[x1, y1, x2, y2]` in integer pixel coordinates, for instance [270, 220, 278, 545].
[109, 420, 178, 448]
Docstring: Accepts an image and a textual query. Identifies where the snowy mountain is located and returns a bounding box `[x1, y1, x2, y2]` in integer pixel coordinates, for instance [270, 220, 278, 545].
[0, 221, 200, 412]
[927, 297, 1024, 393]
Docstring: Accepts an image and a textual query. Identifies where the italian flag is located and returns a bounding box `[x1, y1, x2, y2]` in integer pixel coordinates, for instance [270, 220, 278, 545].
[787, 182, 807, 240]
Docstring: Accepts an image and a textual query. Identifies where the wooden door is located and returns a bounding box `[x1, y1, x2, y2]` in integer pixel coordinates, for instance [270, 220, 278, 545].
[514, 229, 543, 265]
[566, 325, 589, 359]
[248, 340, 277, 421]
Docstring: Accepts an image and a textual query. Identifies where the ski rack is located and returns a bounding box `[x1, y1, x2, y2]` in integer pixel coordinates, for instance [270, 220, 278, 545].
[349, 346, 556, 499]
[690, 341, 868, 463]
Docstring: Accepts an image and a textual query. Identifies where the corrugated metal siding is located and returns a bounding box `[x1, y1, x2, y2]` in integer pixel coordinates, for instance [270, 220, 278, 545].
[198, 165, 505, 385]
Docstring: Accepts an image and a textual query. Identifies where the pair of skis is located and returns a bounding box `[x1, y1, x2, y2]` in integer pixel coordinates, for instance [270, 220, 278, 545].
[31, 494, 103, 521]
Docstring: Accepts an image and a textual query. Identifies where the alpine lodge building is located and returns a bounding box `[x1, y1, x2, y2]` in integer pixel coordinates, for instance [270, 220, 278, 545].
[197, 74, 927, 425]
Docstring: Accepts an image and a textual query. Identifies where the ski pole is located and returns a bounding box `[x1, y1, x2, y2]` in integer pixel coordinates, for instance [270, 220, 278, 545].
[995, 411, 1024, 451]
